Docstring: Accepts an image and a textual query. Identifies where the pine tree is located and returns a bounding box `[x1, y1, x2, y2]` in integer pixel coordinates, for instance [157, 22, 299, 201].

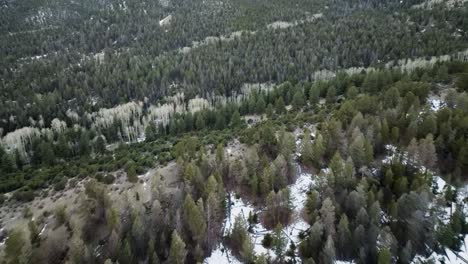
[384, 168, 394, 187]
[79, 132, 90, 156]
[265, 103, 274, 118]
[346, 86, 359, 99]
[273, 223, 287, 259]
[312, 133, 325, 166]
[337, 214, 351, 259]
[330, 152, 344, 188]
[169, 231, 187, 264]
[418, 134, 437, 172]
[309, 85, 320, 105]
[378, 248, 391, 264]
[195, 112, 206, 130]
[292, 90, 305, 110]
[381, 119, 390, 144]
[240, 236, 255, 263]
[326, 86, 336, 104]
[322, 235, 336, 264]
[96, 135, 106, 154]
[278, 129, 296, 159]
[230, 110, 242, 128]
[183, 195, 206, 244]
[256, 95, 266, 114]
[215, 111, 226, 130]
[119, 238, 134, 264]
[320, 198, 336, 237]
[350, 133, 366, 168]
[275, 97, 286, 114]
[1, 153, 16, 173]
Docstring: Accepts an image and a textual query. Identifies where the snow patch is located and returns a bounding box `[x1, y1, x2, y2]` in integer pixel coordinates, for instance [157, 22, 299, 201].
[159, 15, 172, 27]
[204, 245, 242, 264]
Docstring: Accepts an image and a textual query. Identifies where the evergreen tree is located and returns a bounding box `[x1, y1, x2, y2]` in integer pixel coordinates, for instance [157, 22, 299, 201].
[275, 97, 286, 114]
[169, 231, 187, 264]
[230, 110, 242, 128]
[312, 133, 325, 166]
[337, 214, 352, 259]
[240, 236, 255, 263]
[215, 111, 226, 130]
[256, 95, 266, 114]
[292, 90, 305, 110]
[309, 85, 320, 105]
[273, 223, 287, 260]
[183, 195, 207, 244]
[195, 112, 206, 130]
[320, 198, 336, 237]
[96, 135, 106, 154]
[322, 235, 336, 264]
[326, 86, 337, 104]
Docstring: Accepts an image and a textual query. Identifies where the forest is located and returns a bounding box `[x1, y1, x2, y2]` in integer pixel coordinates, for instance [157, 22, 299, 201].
[1, 0, 468, 263]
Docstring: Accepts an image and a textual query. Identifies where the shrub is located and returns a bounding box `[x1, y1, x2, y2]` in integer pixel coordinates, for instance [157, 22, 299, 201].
[102, 174, 115, 185]
[0, 194, 6, 205]
[262, 233, 273, 248]
[13, 189, 35, 202]
[53, 178, 67, 191]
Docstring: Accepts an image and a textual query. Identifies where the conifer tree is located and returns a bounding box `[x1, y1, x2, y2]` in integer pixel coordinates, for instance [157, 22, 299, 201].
[169, 231, 187, 264]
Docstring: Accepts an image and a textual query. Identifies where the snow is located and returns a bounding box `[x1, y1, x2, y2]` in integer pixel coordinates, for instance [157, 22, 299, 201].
[159, 15, 172, 26]
[136, 134, 146, 143]
[224, 193, 255, 235]
[39, 223, 47, 236]
[413, 235, 468, 263]
[413, 176, 468, 263]
[430, 98, 443, 111]
[204, 245, 242, 264]
[289, 172, 314, 212]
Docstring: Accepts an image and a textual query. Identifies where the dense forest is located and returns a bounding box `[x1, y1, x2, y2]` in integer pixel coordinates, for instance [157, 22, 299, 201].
[1, 0, 468, 263]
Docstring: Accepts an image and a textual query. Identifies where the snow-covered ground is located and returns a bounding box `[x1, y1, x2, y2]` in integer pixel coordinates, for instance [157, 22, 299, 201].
[205, 130, 317, 263]
[430, 98, 443, 111]
[205, 169, 315, 263]
[381, 144, 468, 264]
[204, 245, 242, 264]
[412, 176, 468, 263]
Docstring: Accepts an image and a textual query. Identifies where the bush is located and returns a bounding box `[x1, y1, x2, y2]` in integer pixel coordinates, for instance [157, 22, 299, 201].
[456, 73, 468, 92]
[53, 178, 67, 191]
[127, 166, 138, 183]
[13, 189, 35, 202]
[102, 174, 115, 185]
[0, 194, 6, 205]
[262, 233, 273, 248]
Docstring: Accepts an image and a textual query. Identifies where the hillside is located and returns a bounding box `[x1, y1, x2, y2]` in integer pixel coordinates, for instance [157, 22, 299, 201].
[1, 0, 468, 263]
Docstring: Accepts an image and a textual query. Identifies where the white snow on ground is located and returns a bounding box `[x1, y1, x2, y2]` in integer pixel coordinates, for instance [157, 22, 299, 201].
[381, 144, 468, 264]
[223, 193, 255, 236]
[413, 235, 468, 263]
[159, 15, 172, 26]
[136, 134, 146, 143]
[413, 176, 468, 263]
[267, 13, 323, 29]
[430, 98, 443, 111]
[204, 245, 242, 264]
[289, 171, 314, 213]
[223, 193, 276, 258]
[206, 130, 318, 262]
